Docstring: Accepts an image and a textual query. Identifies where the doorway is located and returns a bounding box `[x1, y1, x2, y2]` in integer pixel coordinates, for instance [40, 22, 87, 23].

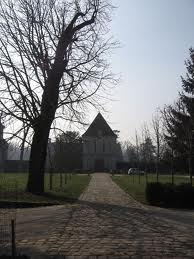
[94, 159, 104, 171]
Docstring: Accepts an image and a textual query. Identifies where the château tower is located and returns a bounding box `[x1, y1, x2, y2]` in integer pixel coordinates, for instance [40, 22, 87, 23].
[82, 113, 121, 171]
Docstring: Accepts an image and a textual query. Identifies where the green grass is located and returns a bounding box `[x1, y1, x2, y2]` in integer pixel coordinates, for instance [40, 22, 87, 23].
[112, 174, 193, 204]
[0, 173, 91, 205]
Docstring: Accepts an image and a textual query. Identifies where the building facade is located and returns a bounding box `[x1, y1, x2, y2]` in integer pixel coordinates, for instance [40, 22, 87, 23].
[82, 113, 121, 171]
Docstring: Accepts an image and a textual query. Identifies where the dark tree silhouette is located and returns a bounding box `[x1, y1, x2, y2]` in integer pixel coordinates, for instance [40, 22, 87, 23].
[0, 0, 116, 193]
[162, 48, 194, 185]
[152, 112, 164, 182]
[53, 131, 82, 171]
[163, 103, 193, 184]
[161, 105, 176, 184]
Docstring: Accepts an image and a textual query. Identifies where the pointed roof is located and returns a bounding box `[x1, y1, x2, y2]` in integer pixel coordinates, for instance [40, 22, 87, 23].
[83, 113, 117, 137]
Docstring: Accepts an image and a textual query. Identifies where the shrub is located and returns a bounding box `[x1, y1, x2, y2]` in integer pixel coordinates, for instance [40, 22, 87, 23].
[146, 182, 194, 208]
[175, 183, 194, 208]
[146, 182, 163, 205]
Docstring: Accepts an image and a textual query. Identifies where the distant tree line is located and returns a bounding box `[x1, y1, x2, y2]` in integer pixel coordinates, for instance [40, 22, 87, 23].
[50, 131, 82, 172]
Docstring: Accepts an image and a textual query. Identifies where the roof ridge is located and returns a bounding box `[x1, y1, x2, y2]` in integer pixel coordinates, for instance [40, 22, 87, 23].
[83, 113, 116, 137]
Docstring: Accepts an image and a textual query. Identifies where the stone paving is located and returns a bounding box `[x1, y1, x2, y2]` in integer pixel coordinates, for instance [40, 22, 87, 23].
[1, 173, 194, 258]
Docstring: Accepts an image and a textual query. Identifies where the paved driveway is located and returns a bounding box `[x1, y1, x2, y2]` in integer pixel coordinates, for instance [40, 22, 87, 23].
[1, 173, 194, 258]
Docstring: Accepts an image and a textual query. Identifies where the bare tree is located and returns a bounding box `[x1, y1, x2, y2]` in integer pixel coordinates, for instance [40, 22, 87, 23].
[176, 101, 193, 185]
[152, 111, 164, 182]
[139, 124, 155, 183]
[135, 130, 141, 183]
[0, 0, 116, 193]
[135, 130, 140, 168]
[161, 105, 175, 184]
[140, 124, 154, 167]
[18, 121, 30, 172]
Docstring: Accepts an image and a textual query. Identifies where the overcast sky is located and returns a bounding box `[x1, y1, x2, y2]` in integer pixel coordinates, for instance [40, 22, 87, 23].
[85, 0, 194, 143]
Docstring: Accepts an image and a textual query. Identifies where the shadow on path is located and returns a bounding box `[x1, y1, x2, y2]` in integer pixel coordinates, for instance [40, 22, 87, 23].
[1, 198, 194, 258]
[1, 172, 194, 258]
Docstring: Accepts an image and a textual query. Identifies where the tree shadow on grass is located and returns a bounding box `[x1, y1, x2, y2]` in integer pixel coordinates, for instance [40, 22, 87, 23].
[42, 191, 77, 204]
[0, 245, 50, 259]
[0, 191, 77, 208]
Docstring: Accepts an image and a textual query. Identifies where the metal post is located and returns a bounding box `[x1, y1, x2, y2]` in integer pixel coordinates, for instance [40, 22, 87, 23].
[145, 170, 148, 184]
[11, 219, 16, 259]
[60, 171, 63, 188]
[49, 168, 53, 190]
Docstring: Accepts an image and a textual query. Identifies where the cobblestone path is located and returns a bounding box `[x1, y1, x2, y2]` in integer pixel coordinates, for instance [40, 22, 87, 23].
[1, 173, 194, 259]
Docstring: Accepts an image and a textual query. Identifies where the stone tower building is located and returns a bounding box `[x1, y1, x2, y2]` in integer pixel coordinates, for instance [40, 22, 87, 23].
[82, 113, 121, 171]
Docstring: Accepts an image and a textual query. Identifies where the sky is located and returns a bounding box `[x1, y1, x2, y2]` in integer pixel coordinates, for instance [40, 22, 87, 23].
[86, 0, 194, 143]
[3, 0, 194, 145]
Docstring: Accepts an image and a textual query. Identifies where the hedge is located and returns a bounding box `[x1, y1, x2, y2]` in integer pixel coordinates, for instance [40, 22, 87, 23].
[146, 182, 194, 208]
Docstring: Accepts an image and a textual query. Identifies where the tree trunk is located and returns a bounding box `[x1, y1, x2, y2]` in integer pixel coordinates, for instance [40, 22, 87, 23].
[171, 149, 174, 185]
[27, 119, 52, 193]
[156, 156, 159, 183]
[49, 167, 53, 190]
[145, 170, 148, 184]
[188, 155, 192, 186]
[60, 172, 63, 188]
[156, 134, 160, 183]
[138, 172, 140, 184]
[26, 23, 74, 194]
[19, 126, 28, 172]
[156, 163, 158, 182]
[26, 58, 63, 193]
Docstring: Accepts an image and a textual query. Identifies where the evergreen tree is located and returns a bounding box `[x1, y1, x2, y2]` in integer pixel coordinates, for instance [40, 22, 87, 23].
[164, 48, 194, 184]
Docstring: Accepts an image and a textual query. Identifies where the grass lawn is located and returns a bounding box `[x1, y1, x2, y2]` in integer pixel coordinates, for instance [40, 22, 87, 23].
[0, 173, 91, 206]
[112, 174, 193, 204]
